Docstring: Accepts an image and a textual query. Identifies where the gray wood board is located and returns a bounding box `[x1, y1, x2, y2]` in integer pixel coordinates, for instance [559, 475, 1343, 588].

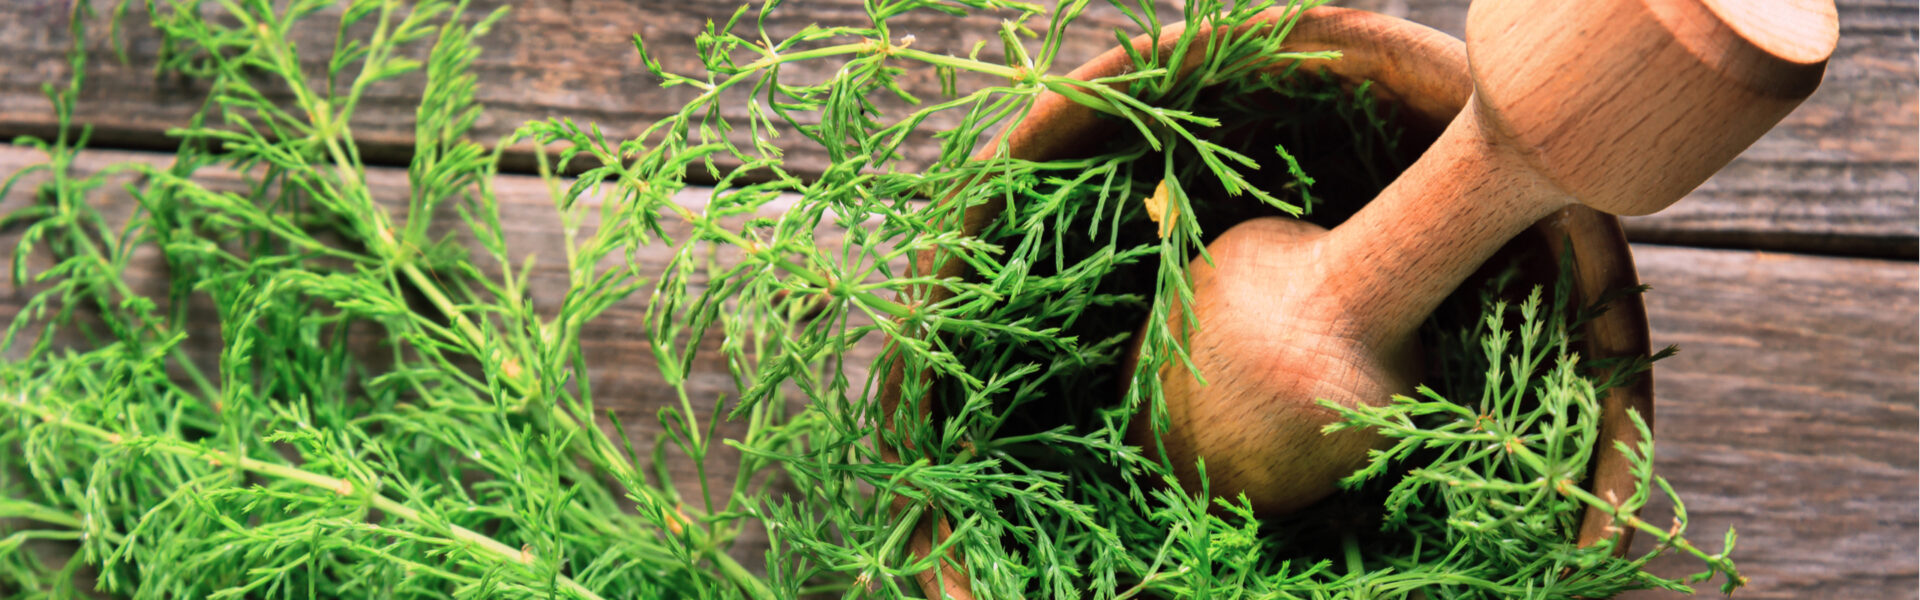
[1, 0, 1912, 256]
[1616, 245, 1918, 599]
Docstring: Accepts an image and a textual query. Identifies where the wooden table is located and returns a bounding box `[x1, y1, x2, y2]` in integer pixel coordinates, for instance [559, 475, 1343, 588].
[2, 1, 1913, 598]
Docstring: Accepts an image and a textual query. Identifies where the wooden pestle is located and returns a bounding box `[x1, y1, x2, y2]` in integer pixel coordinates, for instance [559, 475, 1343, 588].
[1132, 0, 1838, 516]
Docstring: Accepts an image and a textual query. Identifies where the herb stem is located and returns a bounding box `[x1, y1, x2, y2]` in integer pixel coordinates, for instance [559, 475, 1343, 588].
[1556, 480, 1746, 587]
[0, 499, 128, 546]
[892, 48, 1023, 80]
[717, 549, 777, 600]
[1342, 531, 1365, 576]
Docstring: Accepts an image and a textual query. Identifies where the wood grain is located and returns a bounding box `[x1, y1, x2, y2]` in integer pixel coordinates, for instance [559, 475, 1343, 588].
[1617, 245, 1918, 600]
[5, 145, 1916, 597]
[0, 0, 1911, 256]
[0, 0, 1156, 174]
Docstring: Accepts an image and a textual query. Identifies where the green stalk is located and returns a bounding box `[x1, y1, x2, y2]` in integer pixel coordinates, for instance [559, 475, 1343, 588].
[1555, 479, 1745, 587]
[0, 499, 128, 546]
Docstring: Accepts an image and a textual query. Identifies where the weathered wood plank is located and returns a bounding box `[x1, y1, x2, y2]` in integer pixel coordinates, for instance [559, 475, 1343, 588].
[4, 146, 1916, 596]
[1, 0, 1912, 256]
[0, 0, 1158, 171]
[1616, 245, 1919, 599]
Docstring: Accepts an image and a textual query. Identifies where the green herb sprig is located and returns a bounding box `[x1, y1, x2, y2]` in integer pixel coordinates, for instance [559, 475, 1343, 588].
[3, 0, 1742, 598]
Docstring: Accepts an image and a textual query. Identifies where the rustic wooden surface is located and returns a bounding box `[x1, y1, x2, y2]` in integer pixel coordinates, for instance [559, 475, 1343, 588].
[0, 0, 1914, 256]
[1619, 246, 1917, 600]
[1, 0, 1915, 598]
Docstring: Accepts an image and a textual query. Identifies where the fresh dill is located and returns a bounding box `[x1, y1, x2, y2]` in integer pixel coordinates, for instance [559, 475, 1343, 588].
[2, 0, 1741, 599]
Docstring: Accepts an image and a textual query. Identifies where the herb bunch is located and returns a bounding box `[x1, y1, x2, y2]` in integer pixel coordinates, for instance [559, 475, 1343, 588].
[2, 0, 1741, 599]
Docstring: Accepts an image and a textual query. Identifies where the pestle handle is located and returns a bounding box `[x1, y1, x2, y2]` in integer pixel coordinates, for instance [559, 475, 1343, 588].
[1321, 0, 1836, 348]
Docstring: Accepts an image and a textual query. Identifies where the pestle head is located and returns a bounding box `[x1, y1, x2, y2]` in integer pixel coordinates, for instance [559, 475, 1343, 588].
[1465, 0, 1836, 216]
[1127, 217, 1423, 515]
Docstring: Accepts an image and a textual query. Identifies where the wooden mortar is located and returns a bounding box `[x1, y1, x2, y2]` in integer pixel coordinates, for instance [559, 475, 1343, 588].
[877, 5, 1743, 597]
